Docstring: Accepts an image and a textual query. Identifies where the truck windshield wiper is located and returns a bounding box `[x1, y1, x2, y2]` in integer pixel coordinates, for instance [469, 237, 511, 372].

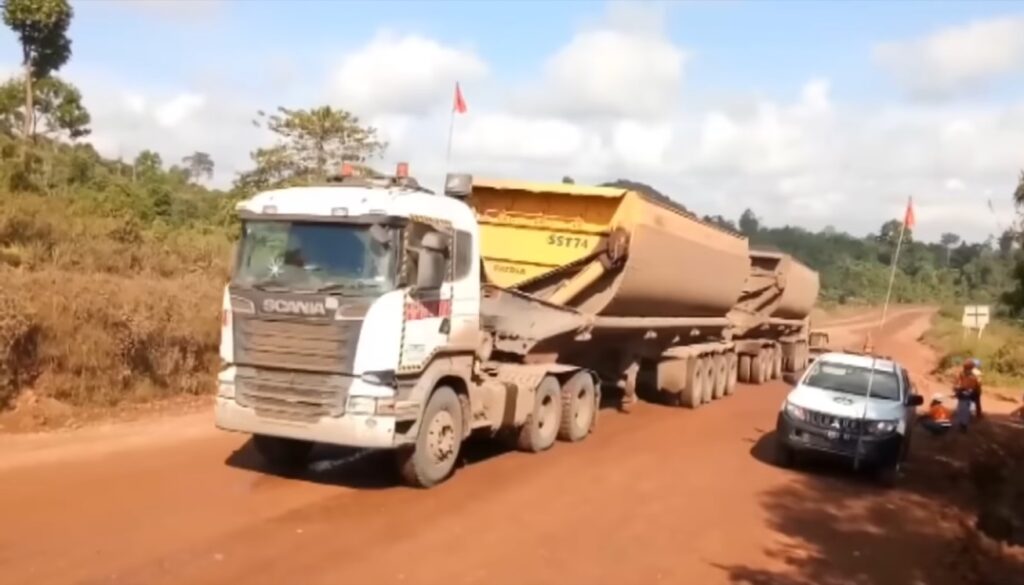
[316, 280, 379, 294]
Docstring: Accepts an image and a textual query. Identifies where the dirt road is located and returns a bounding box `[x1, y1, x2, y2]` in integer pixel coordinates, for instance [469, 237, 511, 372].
[0, 308, 963, 585]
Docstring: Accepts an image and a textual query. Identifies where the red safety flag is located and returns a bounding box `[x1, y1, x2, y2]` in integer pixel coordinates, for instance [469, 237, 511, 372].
[453, 82, 467, 114]
[903, 197, 916, 230]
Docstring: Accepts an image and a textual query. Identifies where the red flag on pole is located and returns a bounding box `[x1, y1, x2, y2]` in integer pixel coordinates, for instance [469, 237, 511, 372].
[453, 82, 467, 114]
[903, 197, 916, 230]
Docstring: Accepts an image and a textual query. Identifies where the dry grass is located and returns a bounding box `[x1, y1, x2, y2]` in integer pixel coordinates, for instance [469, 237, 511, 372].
[0, 191, 231, 413]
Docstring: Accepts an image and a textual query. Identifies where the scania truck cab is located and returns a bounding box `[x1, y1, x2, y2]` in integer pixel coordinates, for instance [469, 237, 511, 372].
[215, 167, 599, 488]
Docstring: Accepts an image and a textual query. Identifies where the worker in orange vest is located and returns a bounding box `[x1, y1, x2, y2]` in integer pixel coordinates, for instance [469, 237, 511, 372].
[919, 395, 952, 436]
[952, 359, 980, 431]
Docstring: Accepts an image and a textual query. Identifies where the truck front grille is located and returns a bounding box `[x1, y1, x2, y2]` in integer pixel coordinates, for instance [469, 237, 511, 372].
[805, 409, 865, 433]
[234, 367, 353, 422]
[234, 316, 361, 373]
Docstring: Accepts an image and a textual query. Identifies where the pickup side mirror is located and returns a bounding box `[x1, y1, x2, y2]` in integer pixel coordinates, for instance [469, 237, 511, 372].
[414, 230, 449, 290]
[906, 394, 924, 407]
[782, 372, 800, 386]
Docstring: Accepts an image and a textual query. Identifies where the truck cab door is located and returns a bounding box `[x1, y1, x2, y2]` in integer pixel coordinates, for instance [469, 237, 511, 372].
[398, 221, 453, 372]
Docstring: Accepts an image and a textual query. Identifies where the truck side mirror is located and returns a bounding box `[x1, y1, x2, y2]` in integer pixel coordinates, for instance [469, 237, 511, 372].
[415, 230, 449, 290]
[906, 394, 924, 407]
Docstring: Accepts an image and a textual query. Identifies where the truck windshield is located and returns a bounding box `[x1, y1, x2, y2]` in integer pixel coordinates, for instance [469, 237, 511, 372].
[233, 220, 397, 295]
[803, 361, 901, 401]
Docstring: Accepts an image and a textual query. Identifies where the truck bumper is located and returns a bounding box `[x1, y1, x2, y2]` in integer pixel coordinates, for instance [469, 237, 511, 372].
[215, 397, 398, 450]
[776, 412, 903, 467]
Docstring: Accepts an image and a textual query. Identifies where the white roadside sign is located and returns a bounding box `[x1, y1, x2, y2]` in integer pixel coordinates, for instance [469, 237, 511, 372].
[961, 305, 990, 339]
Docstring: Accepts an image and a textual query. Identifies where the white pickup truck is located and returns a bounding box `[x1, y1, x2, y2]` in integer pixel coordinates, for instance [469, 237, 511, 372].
[775, 351, 924, 485]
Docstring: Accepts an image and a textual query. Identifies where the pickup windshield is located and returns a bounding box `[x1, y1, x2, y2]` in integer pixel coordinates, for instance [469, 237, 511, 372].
[233, 220, 398, 295]
[803, 361, 901, 401]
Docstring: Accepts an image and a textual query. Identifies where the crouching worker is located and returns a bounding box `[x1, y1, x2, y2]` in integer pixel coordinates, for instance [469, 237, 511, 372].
[919, 395, 952, 436]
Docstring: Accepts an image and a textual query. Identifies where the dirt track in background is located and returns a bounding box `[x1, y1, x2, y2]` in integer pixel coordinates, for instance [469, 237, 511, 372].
[0, 308, 977, 585]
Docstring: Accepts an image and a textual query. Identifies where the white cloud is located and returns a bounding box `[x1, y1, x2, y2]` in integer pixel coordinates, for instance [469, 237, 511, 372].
[874, 16, 1024, 99]
[329, 31, 487, 117]
[40, 7, 1024, 243]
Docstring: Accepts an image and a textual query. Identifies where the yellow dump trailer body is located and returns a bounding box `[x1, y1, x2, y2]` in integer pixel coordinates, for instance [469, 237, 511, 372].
[769, 253, 820, 320]
[469, 179, 750, 318]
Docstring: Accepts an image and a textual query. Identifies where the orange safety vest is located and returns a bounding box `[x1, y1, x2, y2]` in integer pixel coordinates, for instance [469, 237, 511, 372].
[955, 370, 979, 392]
[929, 404, 951, 423]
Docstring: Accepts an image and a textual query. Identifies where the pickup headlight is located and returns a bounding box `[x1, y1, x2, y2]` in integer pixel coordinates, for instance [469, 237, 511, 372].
[784, 401, 807, 421]
[866, 419, 898, 435]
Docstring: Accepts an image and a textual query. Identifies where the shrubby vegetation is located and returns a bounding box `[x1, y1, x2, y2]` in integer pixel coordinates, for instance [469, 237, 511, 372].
[1, 0, 1022, 413]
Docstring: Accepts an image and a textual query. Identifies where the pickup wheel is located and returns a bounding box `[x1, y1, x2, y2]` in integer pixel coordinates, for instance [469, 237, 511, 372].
[680, 358, 705, 409]
[517, 376, 563, 453]
[396, 385, 463, 488]
[712, 355, 728, 400]
[253, 435, 313, 472]
[775, 437, 797, 468]
[558, 372, 597, 442]
[725, 353, 738, 395]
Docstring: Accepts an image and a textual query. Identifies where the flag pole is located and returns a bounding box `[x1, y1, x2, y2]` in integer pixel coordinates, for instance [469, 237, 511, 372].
[854, 195, 911, 471]
[445, 105, 455, 171]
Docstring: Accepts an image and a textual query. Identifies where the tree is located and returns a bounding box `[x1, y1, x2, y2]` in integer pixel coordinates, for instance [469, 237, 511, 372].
[133, 150, 162, 180]
[561, 175, 574, 184]
[0, 75, 89, 140]
[998, 229, 1017, 259]
[1014, 170, 1024, 208]
[2, 0, 73, 139]
[940, 232, 961, 265]
[182, 151, 214, 183]
[738, 209, 760, 236]
[250, 105, 386, 184]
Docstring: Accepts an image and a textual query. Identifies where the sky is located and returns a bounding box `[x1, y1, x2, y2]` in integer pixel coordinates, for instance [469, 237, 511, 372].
[1, 0, 1022, 243]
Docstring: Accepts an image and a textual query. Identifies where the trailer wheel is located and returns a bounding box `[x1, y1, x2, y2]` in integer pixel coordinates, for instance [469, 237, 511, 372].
[712, 354, 728, 400]
[558, 372, 597, 442]
[517, 376, 563, 453]
[751, 350, 766, 384]
[396, 385, 464, 488]
[738, 355, 752, 383]
[700, 357, 715, 404]
[772, 347, 783, 380]
[253, 435, 313, 472]
[725, 353, 738, 395]
[680, 358, 704, 409]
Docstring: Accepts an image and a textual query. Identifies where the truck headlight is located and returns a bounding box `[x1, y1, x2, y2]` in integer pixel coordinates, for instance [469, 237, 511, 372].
[867, 419, 898, 435]
[346, 396, 377, 415]
[360, 370, 397, 388]
[784, 401, 807, 421]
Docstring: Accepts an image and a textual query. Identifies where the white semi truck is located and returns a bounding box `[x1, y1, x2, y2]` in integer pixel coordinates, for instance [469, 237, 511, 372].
[215, 166, 821, 487]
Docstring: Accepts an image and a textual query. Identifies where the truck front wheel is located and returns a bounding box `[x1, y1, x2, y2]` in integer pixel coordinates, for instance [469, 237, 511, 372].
[253, 435, 313, 472]
[397, 385, 464, 488]
[517, 376, 563, 452]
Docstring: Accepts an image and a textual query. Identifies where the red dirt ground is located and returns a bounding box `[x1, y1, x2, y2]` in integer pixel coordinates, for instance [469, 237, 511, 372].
[0, 307, 1016, 585]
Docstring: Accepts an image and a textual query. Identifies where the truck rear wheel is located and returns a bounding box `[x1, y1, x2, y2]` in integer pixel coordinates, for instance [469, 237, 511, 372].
[738, 354, 752, 383]
[396, 385, 464, 488]
[680, 358, 704, 409]
[700, 357, 715, 404]
[517, 376, 563, 453]
[772, 347, 783, 380]
[558, 372, 597, 442]
[725, 353, 738, 395]
[712, 354, 728, 400]
[253, 435, 313, 471]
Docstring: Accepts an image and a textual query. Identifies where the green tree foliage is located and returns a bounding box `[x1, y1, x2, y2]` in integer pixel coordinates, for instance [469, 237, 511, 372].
[235, 106, 386, 192]
[739, 209, 759, 236]
[182, 151, 214, 183]
[2, 0, 73, 139]
[0, 75, 89, 139]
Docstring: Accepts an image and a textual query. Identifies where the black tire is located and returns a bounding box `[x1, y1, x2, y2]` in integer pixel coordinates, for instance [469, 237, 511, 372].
[517, 376, 563, 452]
[253, 435, 313, 471]
[775, 438, 796, 468]
[558, 372, 597, 442]
[397, 385, 464, 488]
[772, 347, 783, 380]
[680, 358, 704, 409]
